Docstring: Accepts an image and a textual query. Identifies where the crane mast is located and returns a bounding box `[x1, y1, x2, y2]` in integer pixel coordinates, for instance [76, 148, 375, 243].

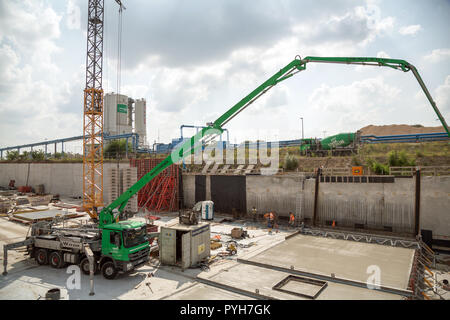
[83, 0, 125, 219]
[83, 0, 105, 219]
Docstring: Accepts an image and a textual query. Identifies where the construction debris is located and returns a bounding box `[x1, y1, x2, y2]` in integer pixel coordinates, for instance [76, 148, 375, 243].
[210, 241, 222, 250]
[27, 194, 53, 206]
[0, 200, 13, 213]
[231, 227, 248, 239]
[17, 186, 32, 193]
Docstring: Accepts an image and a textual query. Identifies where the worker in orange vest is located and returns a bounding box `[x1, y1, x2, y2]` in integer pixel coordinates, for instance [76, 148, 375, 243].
[264, 212, 275, 232]
[289, 212, 295, 228]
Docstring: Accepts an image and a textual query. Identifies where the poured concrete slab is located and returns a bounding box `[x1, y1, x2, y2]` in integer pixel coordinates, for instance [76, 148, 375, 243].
[241, 234, 415, 290]
[164, 283, 254, 300]
[197, 262, 402, 300]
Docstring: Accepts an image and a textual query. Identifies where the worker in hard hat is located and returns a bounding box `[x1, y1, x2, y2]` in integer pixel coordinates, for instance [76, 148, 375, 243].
[251, 206, 257, 222]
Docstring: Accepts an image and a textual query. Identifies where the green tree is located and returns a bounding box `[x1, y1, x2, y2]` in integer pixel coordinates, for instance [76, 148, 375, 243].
[6, 150, 19, 161]
[387, 151, 415, 167]
[367, 158, 389, 175]
[19, 151, 31, 161]
[31, 150, 45, 160]
[104, 139, 133, 158]
[53, 152, 64, 159]
[283, 153, 299, 171]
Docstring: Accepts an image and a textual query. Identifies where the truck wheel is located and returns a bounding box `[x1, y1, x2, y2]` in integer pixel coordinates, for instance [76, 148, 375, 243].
[80, 257, 97, 275]
[49, 251, 64, 268]
[35, 248, 48, 265]
[101, 261, 118, 280]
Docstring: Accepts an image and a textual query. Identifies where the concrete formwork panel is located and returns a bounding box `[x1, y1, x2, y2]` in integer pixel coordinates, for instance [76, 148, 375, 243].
[182, 174, 195, 208]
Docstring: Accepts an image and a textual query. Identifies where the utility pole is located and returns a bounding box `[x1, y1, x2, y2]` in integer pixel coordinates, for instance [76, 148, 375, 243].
[300, 117, 304, 140]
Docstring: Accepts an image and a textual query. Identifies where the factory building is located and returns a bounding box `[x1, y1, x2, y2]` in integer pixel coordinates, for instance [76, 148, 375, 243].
[104, 93, 148, 147]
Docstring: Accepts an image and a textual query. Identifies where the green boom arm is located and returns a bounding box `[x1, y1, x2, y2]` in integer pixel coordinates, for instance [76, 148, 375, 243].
[98, 56, 449, 227]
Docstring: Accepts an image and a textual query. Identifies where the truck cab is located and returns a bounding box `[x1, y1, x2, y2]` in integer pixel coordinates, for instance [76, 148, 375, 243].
[100, 220, 150, 279]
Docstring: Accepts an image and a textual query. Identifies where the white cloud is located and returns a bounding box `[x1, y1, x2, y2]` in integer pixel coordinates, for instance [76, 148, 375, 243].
[307, 77, 402, 131]
[66, 0, 81, 30]
[399, 24, 422, 36]
[424, 49, 450, 63]
[293, 3, 395, 49]
[0, 1, 82, 147]
[377, 51, 391, 58]
[435, 75, 450, 114]
[0, 0, 62, 73]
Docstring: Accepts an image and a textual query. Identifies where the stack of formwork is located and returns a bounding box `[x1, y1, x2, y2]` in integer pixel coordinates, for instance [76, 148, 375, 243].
[121, 167, 138, 213]
[129, 158, 180, 212]
[105, 168, 120, 207]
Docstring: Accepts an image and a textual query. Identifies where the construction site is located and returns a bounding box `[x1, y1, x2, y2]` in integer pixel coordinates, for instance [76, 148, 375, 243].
[0, 0, 449, 304]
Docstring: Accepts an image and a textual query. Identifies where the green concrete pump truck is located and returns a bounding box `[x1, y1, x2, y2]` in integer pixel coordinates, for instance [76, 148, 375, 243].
[3, 55, 448, 284]
[300, 131, 362, 156]
[2, 217, 151, 281]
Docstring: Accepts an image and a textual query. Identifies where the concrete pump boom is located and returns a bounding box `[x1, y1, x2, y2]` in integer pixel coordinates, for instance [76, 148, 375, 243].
[98, 55, 449, 227]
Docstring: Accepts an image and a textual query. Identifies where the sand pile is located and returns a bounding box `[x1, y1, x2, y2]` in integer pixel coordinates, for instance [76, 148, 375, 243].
[359, 124, 445, 136]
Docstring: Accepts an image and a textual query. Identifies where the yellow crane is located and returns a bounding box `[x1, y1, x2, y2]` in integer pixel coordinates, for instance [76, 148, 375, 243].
[82, 0, 125, 219]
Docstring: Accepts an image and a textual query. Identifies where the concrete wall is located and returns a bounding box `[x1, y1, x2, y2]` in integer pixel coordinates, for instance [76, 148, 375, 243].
[181, 173, 449, 238]
[316, 178, 415, 233]
[420, 176, 450, 240]
[1, 162, 447, 239]
[246, 175, 304, 216]
[0, 162, 131, 199]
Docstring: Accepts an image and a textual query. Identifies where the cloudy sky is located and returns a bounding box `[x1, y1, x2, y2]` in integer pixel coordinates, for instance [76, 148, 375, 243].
[0, 0, 449, 153]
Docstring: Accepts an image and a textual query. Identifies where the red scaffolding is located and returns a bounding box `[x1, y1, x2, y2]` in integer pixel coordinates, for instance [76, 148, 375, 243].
[129, 158, 180, 212]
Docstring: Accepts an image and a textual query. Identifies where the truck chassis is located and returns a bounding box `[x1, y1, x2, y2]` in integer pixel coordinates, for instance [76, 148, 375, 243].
[2, 221, 149, 280]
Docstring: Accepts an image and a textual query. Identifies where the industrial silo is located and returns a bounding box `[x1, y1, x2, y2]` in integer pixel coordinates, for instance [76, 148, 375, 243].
[104, 92, 132, 136]
[134, 98, 147, 147]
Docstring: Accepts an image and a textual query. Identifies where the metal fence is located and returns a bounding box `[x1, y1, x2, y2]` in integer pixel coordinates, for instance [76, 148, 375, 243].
[389, 166, 450, 177]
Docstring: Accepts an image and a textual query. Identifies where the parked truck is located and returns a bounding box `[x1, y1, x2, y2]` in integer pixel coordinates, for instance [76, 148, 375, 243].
[3, 216, 150, 280]
[300, 132, 361, 156]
